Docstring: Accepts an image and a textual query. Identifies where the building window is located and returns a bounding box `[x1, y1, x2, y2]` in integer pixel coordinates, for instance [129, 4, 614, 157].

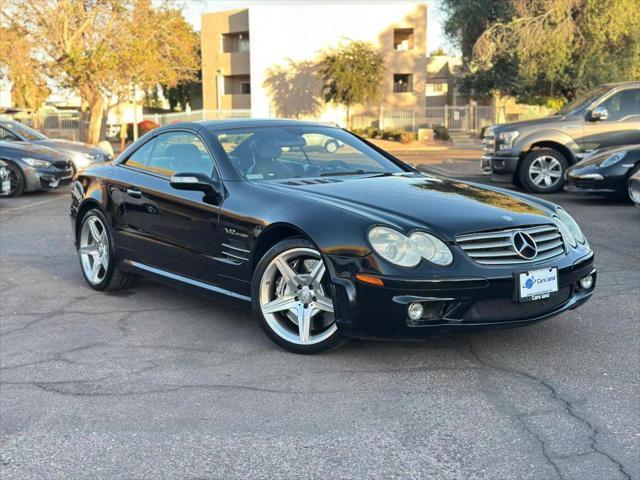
[224, 75, 251, 95]
[222, 32, 250, 53]
[393, 74, 413, 93]
[393, 28, 414, 51]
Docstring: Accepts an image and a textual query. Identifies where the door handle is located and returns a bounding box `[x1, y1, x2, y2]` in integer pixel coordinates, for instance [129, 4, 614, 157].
[126, 188, 142, 198]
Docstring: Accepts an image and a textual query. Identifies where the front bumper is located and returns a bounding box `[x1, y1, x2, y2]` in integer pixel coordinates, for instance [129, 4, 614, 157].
[24, 165, 74, 192]
[327, 253, 596, 340]
[481, 153, 520, 182]
[565, 166, 627, 196]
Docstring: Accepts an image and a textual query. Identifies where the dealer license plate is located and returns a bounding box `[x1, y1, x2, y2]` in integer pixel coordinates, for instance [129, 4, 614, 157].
[518, 267, 558, 301]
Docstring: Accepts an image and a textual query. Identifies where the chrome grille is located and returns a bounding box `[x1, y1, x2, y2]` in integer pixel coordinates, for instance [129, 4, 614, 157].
[456, 224, 565, 265]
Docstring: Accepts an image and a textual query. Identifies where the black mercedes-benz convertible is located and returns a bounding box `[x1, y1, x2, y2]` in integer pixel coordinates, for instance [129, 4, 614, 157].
[70, 119, 596, 353]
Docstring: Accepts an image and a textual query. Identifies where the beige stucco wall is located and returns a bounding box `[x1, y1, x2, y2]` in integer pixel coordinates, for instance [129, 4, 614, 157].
[201, 9, 250, 111]
[249, 2, 427, 125]
[202, 2, 428, 125]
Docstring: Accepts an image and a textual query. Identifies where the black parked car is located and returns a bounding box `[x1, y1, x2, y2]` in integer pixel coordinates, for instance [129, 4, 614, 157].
[565, 145, 640, 200]
[0, 120, 112, 174]
[70, 119, 596, 353]
[0, 140, 74, 197]
[483, 81, 640, 193]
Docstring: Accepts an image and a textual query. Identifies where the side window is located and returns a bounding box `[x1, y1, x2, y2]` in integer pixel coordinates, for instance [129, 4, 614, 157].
[147, 132, 216, 178]
[0, 126, 19, 141]
[599, 89, 640, 122]
[125, 138, 156, 169]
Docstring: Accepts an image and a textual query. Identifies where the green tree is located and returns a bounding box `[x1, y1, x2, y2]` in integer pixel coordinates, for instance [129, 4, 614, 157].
[443, 0, 640, 104]
[1, 0, 199, 144]
[318, 41, 385, 128]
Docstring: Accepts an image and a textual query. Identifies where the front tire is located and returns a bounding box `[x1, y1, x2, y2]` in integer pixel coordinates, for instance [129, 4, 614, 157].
[626, 164, 640, 202]
[252, 238, 345, 354]
[77, 208, 137, 291]
[519, 148, 568, 193]
[4, 162, 25, 197]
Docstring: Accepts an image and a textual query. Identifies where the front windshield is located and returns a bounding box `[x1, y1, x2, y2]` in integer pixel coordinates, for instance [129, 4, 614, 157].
[557, 86, 610, 116]
[211, 125, 406, 181]
[0, 121, 48, 141]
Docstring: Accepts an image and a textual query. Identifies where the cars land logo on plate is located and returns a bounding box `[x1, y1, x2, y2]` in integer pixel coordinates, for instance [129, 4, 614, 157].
[523, 277, 535, 289]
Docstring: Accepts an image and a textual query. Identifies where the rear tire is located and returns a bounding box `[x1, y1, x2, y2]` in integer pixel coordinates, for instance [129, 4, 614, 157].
[519, 148, 568, 194]
[252, 238, 346, 354]
[77, 208, 137, 291]
[324, 140, 339, 153]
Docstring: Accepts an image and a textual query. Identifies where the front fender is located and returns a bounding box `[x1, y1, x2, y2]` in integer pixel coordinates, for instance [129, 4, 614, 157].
[516, 129, 580, 161]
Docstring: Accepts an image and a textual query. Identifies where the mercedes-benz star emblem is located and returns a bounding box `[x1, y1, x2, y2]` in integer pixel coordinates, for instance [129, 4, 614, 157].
[511, 231, 538, 260]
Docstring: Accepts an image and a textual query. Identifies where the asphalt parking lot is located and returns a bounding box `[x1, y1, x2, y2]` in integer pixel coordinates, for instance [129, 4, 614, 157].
[1, 162, 639, 480]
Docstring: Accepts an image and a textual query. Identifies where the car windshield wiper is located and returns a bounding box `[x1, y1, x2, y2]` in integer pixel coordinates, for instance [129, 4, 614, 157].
[319, 170, 389, 177]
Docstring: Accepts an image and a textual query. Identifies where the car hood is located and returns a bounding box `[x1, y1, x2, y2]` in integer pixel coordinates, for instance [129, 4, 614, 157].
[0, 140, 70, 161]
[572, 144, 640, 168]
[265, 174, 555, 239]
[490, 115, 564, 132]
[34, 139, 109, 159]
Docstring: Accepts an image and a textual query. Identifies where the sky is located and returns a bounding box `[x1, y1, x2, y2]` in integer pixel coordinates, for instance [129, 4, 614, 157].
[176, 0, 454, 55]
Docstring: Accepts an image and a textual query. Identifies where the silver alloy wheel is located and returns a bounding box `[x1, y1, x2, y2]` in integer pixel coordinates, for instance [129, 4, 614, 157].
[259, 247, 337, 346]
[325, 141, 338, 153]
[529, 155, 563, 187]
[79, 215, 110, 285]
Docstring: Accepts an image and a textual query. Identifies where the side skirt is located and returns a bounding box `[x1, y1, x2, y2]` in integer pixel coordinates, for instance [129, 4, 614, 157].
[122, 260, 251, 302]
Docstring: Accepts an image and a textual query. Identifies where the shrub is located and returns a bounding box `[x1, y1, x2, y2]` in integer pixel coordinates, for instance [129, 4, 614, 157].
[433, 125, 450, 141]
[364, 126, 382, 138]
[382, 129, 403, 142]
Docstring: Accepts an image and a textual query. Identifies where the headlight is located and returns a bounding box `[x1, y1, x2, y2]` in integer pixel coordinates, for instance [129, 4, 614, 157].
[599, 151, 626, 168]
[553, 207, 587, 248]
[368, 227, 453, 267]
[22, 157, 51, 168]
[498, 131, 519, 150]
[74, 152, 93, 168]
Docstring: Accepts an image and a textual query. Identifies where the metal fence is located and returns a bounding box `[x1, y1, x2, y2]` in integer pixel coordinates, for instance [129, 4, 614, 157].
[2, 105, 553, 143]
[351, 105, 555, 134]
[143, 109, 251, 126]
[1, 111, 88, 141]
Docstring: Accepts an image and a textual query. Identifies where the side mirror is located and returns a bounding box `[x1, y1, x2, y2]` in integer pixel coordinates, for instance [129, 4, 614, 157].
[589, 106, 608, 122]
[170, 172, 217, 193]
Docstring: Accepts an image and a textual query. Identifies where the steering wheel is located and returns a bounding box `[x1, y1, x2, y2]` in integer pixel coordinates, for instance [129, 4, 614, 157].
[317, 160, 351, 175]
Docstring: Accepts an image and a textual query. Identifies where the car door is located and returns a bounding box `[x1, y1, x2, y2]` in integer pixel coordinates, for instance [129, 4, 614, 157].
[119, 130, 223, 285]
[582, 88, 640, 152]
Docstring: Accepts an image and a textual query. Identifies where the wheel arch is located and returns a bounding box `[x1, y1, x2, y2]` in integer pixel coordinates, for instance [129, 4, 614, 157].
[520, 139, 578, 164]
[252, 222, 315, 270]
[74, 198, 105, 242]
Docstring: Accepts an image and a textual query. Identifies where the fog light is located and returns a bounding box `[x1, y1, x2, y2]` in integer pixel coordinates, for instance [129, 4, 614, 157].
[408, 303, 424, 321]
[579, 275, 593, 290]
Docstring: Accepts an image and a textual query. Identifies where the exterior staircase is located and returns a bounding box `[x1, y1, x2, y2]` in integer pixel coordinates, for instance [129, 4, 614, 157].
[449, 132, 480, 148]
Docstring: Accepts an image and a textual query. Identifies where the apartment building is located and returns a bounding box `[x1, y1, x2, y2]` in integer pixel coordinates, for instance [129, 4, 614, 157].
[201, 1, 428, 124]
